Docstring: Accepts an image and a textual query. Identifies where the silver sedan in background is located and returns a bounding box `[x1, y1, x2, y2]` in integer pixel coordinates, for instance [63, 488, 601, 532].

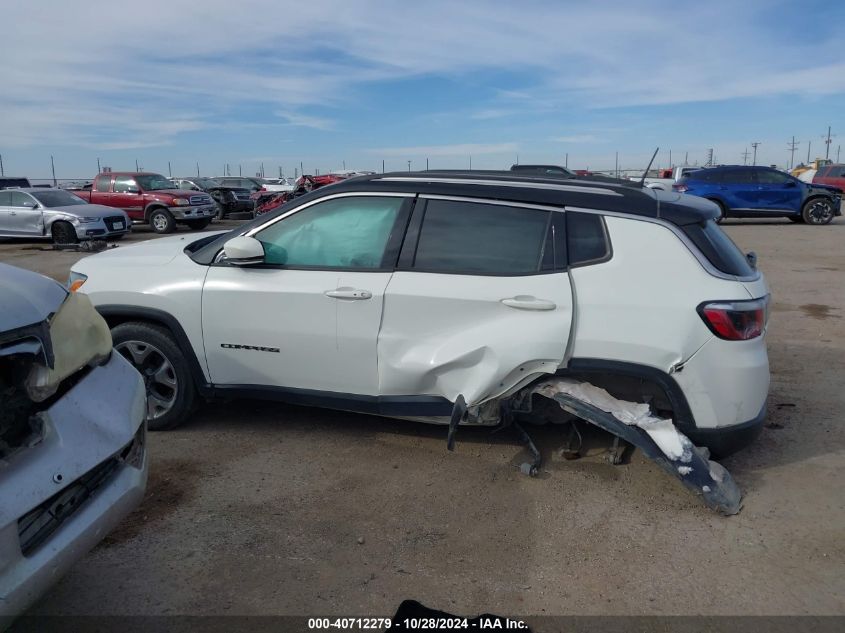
[0, 188, 130, 244]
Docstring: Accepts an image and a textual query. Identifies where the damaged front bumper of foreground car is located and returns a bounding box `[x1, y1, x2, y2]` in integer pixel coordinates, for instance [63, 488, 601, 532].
[0, 263, 148, 624]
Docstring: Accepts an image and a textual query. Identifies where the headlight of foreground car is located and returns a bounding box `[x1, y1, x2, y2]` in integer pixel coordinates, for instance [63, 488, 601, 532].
[67, 271, 88, 292]
[75, 216, 101, 224]
[24, 292, 113, 402]
[172, 198, 189, 206]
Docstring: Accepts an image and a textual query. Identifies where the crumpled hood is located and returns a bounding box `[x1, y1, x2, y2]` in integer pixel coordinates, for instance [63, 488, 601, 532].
[73, 231, 228, 270]
[0, 263, 68, 332]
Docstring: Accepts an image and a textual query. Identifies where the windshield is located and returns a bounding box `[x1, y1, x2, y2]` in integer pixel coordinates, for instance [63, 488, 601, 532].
[136, 174, 175, 191]
[195, 178, 221, 188]
[31, 189, 88, 207]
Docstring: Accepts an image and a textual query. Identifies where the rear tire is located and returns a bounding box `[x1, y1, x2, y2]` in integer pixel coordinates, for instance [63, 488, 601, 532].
[149, 208, 176, 234]
[185, 218, 212, 230]
[801, 198, 834, 225]
[111, 322, 196, 431]
[51, 221, 79, 244]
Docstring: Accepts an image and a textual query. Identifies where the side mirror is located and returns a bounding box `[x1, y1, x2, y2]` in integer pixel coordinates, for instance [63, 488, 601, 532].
[223, 236, 264, 266]
[26, 201, 39, 209]
[127, 186, 140, 193]
[784, 180, 796, 188]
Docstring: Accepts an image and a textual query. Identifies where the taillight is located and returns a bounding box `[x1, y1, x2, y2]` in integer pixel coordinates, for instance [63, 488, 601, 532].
[673, 183, 689, 192]
[260, 186, 267, 192]
[698, 297, 769, 341]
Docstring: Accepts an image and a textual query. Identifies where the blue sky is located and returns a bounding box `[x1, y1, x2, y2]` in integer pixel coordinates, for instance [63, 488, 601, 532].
[1, 0, 843, 180]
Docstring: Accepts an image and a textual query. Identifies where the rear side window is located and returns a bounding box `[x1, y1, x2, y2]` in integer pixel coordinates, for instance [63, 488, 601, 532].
[682, 220, 754, 277]
[412, 200, 550, 274]
[94, 175, 111, 192]
[721, 169, 754, 184]
[567, 212, 610, 265]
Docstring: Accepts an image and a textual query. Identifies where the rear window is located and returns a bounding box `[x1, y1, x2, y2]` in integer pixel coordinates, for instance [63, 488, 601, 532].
[412, 199, 550, 274]
[0, 178, 30, 189]
[682, 220, 754, 277]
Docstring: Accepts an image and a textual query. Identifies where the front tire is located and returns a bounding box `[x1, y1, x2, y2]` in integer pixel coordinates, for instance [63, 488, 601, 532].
[112, 322, 196, 431]
[802, 198, 835, 225]
[185, 218, 212, 230]
[149, 208, 176, 234]
[51, 221, 79, 244]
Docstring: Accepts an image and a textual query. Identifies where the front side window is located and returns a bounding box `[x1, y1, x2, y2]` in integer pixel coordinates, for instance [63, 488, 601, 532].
[94, 175, 111, 192]
[411, 200, 550, 274]
[9, 191, 35, 208]
[114, 176, 139, 193]
[255, 196, 405, 269]
[135, 174, 172, 191]
[756, 169, 790, 185]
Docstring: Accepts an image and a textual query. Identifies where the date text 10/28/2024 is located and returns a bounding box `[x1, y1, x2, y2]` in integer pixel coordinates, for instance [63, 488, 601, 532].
[308, 617, 530, 630]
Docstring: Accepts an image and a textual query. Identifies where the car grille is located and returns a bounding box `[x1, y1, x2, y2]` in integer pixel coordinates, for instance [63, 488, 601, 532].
[17, 426, 144, 556]
[190, 195, 212, 206]
[103, 216, 126, 231]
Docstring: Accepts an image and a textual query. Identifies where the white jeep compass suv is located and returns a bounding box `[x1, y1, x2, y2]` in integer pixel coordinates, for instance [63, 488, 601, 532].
[69, 171, 770, 513]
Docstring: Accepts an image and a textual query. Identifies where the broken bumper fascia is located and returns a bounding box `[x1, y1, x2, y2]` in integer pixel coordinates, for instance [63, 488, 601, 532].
[683, 402, 766, 458]
[0, 353, 148, 623]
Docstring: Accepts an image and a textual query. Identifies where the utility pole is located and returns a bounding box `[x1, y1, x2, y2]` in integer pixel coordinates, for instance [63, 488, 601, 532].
[426, 157, 429, 170]
[343, 160, 346, 170]
[260, 162, 265, 178]
[97, 157, 101, 173]
[669, 149, 672, 167]
[565, 153, 569, 168]
[135, 159, 139, 171]
[750, 142, 760, 166]
[300, 161, 304, 176]
[705, 148, 713, 167]
[196, 162, 200, 177]
[741, 148, 750, 165]
[787, 136, 799, 170]
[278, 166, 282, 178]
[50, 155, 57, 187]
[382, 159, 385, 174]
[0, 154, 4, 176]
[807, 140, 811, 164]
[407, 160, 411, 172]
[614, 152, 618, 178]
[168, 161, 172, 177]
[684, 151, 688, 164]
[838, 145, 841, 162]
[823, 126, 834, 160]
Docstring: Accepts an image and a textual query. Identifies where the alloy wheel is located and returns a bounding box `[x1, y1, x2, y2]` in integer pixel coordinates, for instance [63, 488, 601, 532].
[115, 340, 179, 420]
[806, 199, 833, 224]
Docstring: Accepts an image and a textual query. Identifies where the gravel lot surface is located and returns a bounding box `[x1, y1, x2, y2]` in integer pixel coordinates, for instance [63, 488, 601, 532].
[2, 218, 843, 617]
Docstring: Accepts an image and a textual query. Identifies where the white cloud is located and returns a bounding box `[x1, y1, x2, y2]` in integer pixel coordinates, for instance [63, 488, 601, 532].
[367, 143, 518, 157]
[553, 135, 604, 144]
[1, 0, 843, 151]
[276, 111, 335, 131]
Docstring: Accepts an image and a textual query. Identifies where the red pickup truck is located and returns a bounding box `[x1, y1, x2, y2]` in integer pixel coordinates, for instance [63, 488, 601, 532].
[72, 172, 216, 233]
[812, 164, 845, 192]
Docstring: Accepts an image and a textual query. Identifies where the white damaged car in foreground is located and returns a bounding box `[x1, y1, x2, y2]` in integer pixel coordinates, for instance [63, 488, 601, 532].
[0, 264, 147, 623]
[69, 171, 770, 515]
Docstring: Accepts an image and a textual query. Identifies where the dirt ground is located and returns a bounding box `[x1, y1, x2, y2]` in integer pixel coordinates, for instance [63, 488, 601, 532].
[2, 218, 844, 618]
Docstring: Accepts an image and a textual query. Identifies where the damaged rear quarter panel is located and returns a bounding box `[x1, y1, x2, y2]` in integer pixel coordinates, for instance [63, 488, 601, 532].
[567, 216, 752, 370]
[377, 271, 573, 404]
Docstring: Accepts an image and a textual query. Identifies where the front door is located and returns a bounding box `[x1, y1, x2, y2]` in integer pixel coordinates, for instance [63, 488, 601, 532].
[754, 168, 804, 212]
[202, 194, 412, 396]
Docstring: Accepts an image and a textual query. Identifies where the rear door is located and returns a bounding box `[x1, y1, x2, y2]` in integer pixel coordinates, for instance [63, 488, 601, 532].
[112, 175, 145, 217]
[754, 168, 803, 211]
[379, 196, 573, 405]
[720, 168, 758, 210]
[6, 191, 43, 235]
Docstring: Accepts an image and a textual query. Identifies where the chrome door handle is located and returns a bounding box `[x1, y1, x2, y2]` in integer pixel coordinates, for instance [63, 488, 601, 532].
[501, 296, 556, 311]
[324, 287, 372, 300]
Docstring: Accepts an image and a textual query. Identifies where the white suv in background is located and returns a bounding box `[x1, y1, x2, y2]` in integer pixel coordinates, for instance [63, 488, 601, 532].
[69, 171, 770, 513]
